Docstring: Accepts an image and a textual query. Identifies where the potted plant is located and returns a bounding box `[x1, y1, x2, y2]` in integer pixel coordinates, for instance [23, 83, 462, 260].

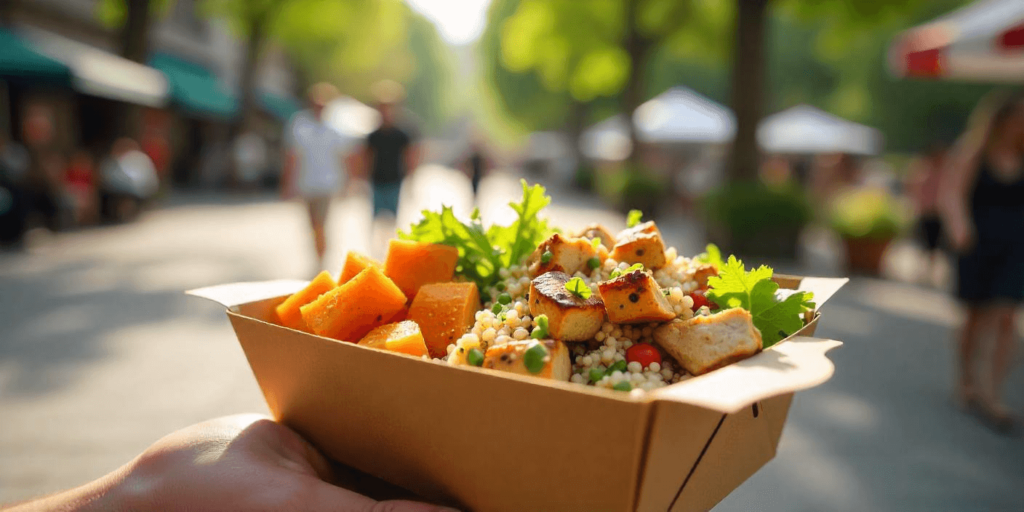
[702, 181, 813, 259]
[828, 186, 909, 275]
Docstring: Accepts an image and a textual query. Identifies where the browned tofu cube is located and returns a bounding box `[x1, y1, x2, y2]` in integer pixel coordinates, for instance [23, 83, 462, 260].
[597, 270, 676, 324]
[575, 224, 616, 250]
[529, 271, 605, 342]
[611, 221, 667, 269]
[690, 264, 718, 289]
[483, 339, 572, 381]
[528, 233, 600, 277]
[653, 308, 763, 376]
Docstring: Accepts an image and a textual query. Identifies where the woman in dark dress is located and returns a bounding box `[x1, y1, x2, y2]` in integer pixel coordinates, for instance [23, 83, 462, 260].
[941, 93, 1024, 434]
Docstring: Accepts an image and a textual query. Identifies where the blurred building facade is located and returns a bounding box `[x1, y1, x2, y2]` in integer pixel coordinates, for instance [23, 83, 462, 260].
[0, 0, 300, 189]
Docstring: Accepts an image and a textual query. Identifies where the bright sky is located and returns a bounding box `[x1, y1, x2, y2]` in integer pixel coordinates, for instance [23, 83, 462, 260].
[405, 0, 492, 45]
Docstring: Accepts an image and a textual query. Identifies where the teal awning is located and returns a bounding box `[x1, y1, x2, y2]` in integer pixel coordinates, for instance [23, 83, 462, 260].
[0, 28, 70, 84]
[260, 91, 301, 121]
[150, 53, 237, 119]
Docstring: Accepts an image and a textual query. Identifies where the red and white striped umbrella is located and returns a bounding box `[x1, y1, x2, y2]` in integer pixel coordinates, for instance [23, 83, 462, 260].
[890, 0, 1024, 82]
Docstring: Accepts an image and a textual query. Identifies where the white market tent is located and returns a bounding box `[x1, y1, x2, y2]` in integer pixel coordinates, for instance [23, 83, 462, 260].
[581, 87, 734, 160]
[890, 0, 1024, 82]
[757, 104, 884, 156]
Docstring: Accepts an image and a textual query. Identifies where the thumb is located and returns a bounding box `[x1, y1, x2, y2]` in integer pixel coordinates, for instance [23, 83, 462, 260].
[303, 478, 459, 512]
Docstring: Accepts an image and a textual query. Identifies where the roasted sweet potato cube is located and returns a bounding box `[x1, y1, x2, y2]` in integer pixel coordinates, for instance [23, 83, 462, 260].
[300, 266, 407, 342]
[408, 282, 480, 358]
[358, 320, 429, 357]
[340, 251, 383, 285]
[575, 224, 616, 250]
[275, 271, 337, 333]
[527, 233, 600, 277]
[597, 270, 676, 324]
[653, 308, 763, 376]
[483, 339, 572, 381]
[384, 240, 459, 300]
[611, 221, 667, 270]
[528, 271, 604, 342]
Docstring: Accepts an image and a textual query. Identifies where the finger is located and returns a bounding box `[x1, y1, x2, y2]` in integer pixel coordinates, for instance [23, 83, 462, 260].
[302, 478, 459, 512]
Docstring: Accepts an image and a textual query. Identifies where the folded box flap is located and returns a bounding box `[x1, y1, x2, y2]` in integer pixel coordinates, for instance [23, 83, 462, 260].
[797, 276, 849, 307]
[649, 337, 841, 413]
[187, 279, 308, 308]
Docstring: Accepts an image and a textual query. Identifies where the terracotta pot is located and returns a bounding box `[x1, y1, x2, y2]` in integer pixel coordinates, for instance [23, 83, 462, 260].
[841, 236, 892, 275]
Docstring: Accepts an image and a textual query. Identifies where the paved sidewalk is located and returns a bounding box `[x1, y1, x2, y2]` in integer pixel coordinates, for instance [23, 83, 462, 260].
[1, 169, 1022, 510]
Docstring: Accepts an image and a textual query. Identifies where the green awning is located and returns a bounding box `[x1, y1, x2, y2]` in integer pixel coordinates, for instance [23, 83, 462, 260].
[150, 53, 237, 119]
[260, 91, 301, 121]
[0, 28, 71, 84]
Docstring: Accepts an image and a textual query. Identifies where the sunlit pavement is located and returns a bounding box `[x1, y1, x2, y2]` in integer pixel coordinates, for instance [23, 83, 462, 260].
[1, 169, 1022, 510]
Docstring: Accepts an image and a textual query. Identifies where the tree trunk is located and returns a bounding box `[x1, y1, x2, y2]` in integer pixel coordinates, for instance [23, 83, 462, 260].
[116, 0, 152, 139]
[621, 1, 651, 168]
[232, 17, 267, 139]
[565, 99, 590, 189]
[725, 0, 769, 183]
[120, 0, 152, 63]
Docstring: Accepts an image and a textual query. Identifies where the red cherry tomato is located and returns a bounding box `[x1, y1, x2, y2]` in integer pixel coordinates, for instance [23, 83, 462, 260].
[688, 290, 718, 311]
[626, 343, 662, 368]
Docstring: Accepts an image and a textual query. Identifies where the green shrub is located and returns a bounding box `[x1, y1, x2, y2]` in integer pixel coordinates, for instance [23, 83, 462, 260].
[702, 182, 813, 238]
[828, 187, 909, 240]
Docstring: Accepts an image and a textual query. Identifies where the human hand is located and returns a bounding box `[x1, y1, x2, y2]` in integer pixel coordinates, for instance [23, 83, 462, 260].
[947, 217, 975, 253]
[5, 414, 454, 512]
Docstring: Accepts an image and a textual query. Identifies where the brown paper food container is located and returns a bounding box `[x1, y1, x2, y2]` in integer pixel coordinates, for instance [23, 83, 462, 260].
[190, 275, 847, 512]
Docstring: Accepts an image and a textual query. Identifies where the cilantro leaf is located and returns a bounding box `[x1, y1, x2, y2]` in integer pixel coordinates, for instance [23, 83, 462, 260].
[627, 209, 643, 228]
[705, 255, 814, 348]
[695, 243, 724, 269]
[565, 277, 592, 299]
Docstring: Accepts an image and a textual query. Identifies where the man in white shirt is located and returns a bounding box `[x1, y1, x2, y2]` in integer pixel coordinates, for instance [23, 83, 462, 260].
[281, 83, 350, 271]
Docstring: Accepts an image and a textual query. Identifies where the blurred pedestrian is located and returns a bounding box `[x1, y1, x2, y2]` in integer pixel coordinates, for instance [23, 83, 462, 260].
[359, 80, 420, 219]
[64, 150, 98, 226]
[940, 91, 1024, 434]
[0, 136, 30, 246]
[461, 139, 490, 200]
[281, 82, 350, 272]
[906, 141, 949, 285]
[21, 107, 66, 232]
[99, 138, 159, 223]
[2, 414, 448, 512]
[234, 130, 268, 191]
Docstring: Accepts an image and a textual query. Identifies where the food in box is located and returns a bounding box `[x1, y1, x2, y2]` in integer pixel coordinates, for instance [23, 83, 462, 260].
[190, 181, 846, 511]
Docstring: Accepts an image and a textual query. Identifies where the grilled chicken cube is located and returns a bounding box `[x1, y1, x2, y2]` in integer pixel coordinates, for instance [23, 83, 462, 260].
[597, 270, 676, 324]
[529, 271, 605, 342]
[611, 221, 667, 270]
[653, 308, 763, 376]
[575, 224, 616, 250]
[483, 339, 572, 381]
[528, 233, 600, 277]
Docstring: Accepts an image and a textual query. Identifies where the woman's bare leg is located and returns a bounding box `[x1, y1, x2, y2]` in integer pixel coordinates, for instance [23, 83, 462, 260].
[989, 306, 1018, 414]
[957, 307, 986, 403]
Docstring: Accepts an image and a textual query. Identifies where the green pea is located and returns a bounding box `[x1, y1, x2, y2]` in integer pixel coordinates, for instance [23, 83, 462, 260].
[467, 348, 484, 367]
[498, 292, 512, 305]
[535, 314, 549, 331]
[523, 342, 548, 374]
[613, 381, 632, 392]
[608, 360, 627, 374]
[589, 367, 605, 383]
[587, 257, 601, 270]
[541, 250, 553, 264]
[496, 282, 506, 291]
[491, 303, 503, 314]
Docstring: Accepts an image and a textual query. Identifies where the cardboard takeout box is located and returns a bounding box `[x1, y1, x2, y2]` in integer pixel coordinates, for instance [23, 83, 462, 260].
[191, 275, 847, 512]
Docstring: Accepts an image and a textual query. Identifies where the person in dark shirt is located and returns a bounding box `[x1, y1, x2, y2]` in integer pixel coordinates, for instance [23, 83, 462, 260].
[361, 83, 419, 218]
[461, 140, 490, 200]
